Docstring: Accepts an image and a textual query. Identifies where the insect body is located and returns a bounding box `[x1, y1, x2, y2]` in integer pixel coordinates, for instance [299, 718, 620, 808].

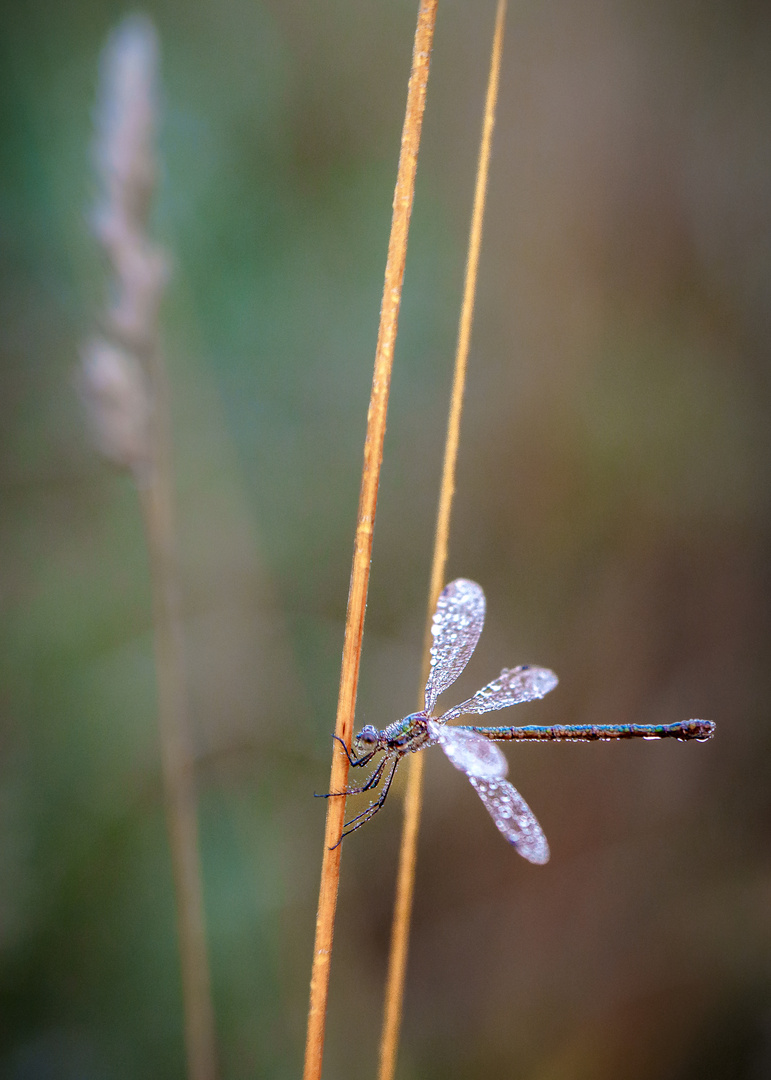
[322, 579, 714, 863]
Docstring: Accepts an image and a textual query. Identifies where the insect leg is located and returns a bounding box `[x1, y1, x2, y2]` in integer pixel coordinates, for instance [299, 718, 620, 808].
[337, 755, 401, 842]
[315, 753, 389, 800]
[331, 733, 377, 767]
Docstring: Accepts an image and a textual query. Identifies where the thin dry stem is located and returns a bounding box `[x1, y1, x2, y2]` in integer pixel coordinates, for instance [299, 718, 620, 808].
[302, 4, 439, 1080]
[82, 17, 216, 1080]
[377, 4, 509, 1079]
[137, 442, 218, 1080]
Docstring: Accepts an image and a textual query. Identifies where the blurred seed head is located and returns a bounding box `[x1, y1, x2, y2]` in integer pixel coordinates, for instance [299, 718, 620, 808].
[93, 14, 159, 234]
[92, 14, 169, 351]
[79, 337, 152, 472]
[83, 14, 169, 471]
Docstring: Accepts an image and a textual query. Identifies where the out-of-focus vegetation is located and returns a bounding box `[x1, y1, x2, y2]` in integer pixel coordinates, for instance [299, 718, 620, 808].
[1, 1, 770, 1077]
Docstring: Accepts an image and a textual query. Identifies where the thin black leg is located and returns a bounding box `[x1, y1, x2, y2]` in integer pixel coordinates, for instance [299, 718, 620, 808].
[331, 733, 377, 768]
[316, 753, 389, 802]
[335, 755, 401, 843]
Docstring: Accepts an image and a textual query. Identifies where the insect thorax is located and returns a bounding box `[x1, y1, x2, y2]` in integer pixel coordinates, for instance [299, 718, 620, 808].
[382, 712, 432, 753]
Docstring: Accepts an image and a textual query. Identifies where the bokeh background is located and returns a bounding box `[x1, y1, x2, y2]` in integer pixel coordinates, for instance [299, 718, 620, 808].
[2, 0, 770, 1077]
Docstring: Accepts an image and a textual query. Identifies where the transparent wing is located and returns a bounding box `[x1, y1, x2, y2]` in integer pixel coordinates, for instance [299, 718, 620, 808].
[441, 665, 558, 722]
[468, 776, 550, 864]
[424, 579, 486, 714]
[427, 721, 549, 863]
[428, 720, 508, 779]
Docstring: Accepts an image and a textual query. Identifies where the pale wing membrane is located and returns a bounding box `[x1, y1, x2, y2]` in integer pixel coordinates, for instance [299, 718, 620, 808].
[430, 723, 549, 864]
[429, 721, 508, 780]
[441, 665, 558, 722]
[469, 776, 550, 864]
[424, 579, 486, 714]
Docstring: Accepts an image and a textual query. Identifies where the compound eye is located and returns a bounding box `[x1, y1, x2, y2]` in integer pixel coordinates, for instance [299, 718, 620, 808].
[356, 725, 379, 747]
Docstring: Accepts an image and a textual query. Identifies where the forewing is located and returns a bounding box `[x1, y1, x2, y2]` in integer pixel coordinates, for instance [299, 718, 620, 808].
[424, 579, 486, 714]
[468, 776, 550, 864]
[428, 721, 508, 780]
[442, 665, 558, 722]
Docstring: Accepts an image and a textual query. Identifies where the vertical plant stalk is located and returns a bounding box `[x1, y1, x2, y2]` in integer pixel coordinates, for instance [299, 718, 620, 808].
[80, 18, 217, 1080]
[137, 374, 218, 1080]
[377, 4, 508, 1079]
[302, 4, 439, 1080]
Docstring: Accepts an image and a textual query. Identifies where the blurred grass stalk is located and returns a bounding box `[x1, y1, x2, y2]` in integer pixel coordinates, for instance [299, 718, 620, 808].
[79, 17, 217, 1080]
[378, 4, 508, 1078]
[302, 4, 439, 1080]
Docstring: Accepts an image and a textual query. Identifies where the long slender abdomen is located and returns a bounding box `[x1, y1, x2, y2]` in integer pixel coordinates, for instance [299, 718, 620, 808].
[466, 719, 715, 742]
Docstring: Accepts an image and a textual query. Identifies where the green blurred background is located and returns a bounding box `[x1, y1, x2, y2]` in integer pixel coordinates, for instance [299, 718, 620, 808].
[2, 0, 770, 1077]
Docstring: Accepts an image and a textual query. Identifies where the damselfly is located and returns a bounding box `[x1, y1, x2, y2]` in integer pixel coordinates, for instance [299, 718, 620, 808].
[321, 579, 714, 862]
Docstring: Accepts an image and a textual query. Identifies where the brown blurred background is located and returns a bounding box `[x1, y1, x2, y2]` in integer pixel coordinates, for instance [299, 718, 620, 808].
[1, 1, 770, 1077]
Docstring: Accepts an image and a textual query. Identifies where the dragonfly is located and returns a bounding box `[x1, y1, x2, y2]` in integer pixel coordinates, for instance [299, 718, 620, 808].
[321, 578, 715, 863]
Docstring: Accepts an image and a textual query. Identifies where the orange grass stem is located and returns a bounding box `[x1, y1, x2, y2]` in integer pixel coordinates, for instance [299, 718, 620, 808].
[301, 5, 439, 1079]
[377, 5, 509, 1079]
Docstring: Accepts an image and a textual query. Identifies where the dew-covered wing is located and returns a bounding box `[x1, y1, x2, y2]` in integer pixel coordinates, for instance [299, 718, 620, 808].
[468, 776, 550, 864]
[428, 720, 508, 780]
[442, 665, 558, 722]
[424, 579, 486, 714]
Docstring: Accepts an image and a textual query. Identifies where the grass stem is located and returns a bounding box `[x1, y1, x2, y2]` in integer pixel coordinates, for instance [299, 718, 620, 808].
[301, 5, 439, 1079]
[137, 384, 218, 1080]
[377, 5, 508, 1078]
[82, 18, 217, 1078]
